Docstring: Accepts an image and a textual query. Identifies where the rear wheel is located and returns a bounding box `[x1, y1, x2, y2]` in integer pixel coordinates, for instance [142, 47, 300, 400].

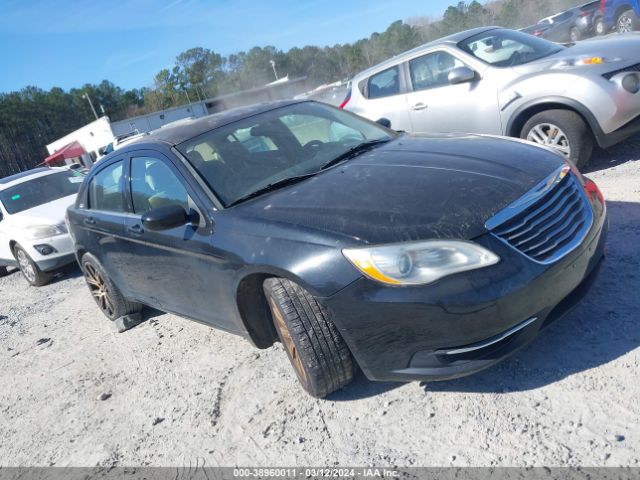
[617, 9, 639, 33]
[14, 245, 51, 287]
[81, 253, 142, 321]
[595, 17, 607, 35]
[521, 109, 594, 169]
[263, 277, 355, 398]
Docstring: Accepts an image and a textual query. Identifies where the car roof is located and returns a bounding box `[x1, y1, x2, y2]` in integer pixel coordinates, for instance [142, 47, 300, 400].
[0, 167, 61, 191]
[122, 99, 303, 148]
[351, 26, 500, 80]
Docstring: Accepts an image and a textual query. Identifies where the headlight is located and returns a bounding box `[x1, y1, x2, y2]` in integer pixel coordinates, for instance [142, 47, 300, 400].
[24, 224, 67, 240]
[342, 240, 500, 286]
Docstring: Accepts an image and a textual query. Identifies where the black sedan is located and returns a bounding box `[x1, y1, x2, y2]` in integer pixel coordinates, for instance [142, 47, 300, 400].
[67, 100, 607, 397]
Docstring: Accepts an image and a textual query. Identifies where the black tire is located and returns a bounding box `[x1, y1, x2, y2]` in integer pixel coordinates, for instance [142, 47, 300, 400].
[81, 253, 142, 321]
[263, 277, 355, 398]
[520, 109, 594, 169]
[570, 27, 581, 42]
[13, 245, 52, 287]
[0, 266, 9, 277]
[617, 9, 639, 33]
[595, 17, 607, 35]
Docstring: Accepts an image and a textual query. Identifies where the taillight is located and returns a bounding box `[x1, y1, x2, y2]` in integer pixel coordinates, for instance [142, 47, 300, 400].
[583, 178, 605, 206]
[339, 90, 351, 109]
[600, 0, 606, 14]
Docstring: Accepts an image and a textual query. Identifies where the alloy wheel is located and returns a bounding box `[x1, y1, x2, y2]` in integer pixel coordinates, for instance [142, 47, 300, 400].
[269, 297, 308, 383]
[84, 263, 116, 317]
[16, 249, 36, 284]
[618, 14, 633, 33]
[526, 123, 571, 158]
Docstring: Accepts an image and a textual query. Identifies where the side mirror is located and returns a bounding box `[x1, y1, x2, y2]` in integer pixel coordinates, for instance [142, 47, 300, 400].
[376, 118, 392, 129]
[142, 204, 188, 231]
[448, 66, 476, 85]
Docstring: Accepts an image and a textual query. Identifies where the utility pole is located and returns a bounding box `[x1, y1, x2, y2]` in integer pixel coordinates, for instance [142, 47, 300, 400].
[270, 60, 279, 81]
[82, 93, 99, 120]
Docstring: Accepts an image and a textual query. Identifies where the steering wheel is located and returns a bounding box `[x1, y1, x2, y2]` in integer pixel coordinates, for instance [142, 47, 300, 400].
[304, 140, 324, 149]
[340, 134, 365, 147]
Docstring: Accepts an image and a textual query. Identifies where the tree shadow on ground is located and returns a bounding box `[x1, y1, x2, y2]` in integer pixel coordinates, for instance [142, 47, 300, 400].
[586, 132, 640, 174]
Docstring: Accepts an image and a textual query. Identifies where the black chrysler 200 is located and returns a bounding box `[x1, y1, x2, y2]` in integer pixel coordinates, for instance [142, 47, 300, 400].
[67, 100, 607, 398]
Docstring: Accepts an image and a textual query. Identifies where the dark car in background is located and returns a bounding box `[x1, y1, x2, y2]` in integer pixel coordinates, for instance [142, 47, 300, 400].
[524, 2, 601, 41]
[67, 100, 607, 398]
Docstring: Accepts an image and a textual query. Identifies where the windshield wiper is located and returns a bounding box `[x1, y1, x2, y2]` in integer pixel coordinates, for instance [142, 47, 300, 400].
[319, 138, 391, 171]
[227, 138, 392, 207]
[227, 172, 317, 207]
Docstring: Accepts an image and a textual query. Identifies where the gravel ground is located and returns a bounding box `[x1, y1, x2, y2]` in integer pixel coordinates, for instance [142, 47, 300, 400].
[1, 136, 639, 468]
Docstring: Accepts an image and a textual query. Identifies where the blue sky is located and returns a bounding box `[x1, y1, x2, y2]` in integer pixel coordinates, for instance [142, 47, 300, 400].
[0, 0, 456, 94]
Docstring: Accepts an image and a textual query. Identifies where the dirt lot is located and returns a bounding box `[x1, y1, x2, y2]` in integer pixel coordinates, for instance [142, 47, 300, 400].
[1, 136, 639, 468]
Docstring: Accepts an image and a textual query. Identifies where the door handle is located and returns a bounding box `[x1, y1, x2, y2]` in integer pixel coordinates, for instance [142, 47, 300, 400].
[411, 103, 428, 111]
[127, 224, 144, 235]
[84, 217, 96, 226]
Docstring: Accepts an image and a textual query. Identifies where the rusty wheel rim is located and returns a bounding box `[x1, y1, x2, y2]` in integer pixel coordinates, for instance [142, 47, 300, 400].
[269, 297, 307, 383]
[84, 264, 115, 317]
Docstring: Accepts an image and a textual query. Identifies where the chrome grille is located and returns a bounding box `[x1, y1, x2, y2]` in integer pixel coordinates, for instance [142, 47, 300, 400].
[603, 63, 640, 80]
[488, 172, 593, 264]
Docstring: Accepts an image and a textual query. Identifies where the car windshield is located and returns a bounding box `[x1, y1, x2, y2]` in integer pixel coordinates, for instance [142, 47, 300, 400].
[177, 102, 394, 206]
[0, 171, 83, 214]
[458, 29, 564, 67]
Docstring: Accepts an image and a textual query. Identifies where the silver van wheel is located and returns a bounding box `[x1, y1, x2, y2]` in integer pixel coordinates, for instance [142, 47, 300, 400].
[526, 123, 571, 158]
[16, 248, 37, 283]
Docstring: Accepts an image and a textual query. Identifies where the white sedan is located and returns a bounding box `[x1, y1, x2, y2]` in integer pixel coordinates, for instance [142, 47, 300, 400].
[0, 167, 83, 286]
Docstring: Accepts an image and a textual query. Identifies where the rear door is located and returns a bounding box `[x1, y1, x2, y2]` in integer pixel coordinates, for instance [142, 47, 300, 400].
[353, 66, 412, 131]
[75, 158, 130, 287]
[404, 50, 502, 135]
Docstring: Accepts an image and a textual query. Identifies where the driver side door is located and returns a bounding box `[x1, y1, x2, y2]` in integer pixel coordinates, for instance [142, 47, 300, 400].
[119, 150, 239, 331]
[404, 50, 501, 136]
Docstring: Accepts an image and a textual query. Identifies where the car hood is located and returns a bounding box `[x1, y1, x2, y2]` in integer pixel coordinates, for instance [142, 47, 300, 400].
[6, 194, 76, 227]
[232, 135, 563, 245]
[513, 34, 640, 74]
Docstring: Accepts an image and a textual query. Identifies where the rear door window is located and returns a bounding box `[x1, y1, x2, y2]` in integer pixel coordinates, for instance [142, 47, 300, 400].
[367, 66, 400, 99]
[88, 161, 124, 212]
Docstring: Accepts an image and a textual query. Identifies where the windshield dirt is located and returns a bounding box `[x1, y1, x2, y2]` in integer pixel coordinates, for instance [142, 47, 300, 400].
[177, 102, 393, 206]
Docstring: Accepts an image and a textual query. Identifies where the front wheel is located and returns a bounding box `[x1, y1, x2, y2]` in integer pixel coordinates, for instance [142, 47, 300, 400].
[570, 27, 581, 42]
[263, 278, 355, 398]
[14, 245, 51, 287]
[617, 10, 639, 33]
[520, 110, 594, 169]
[81, 253, 142, 321]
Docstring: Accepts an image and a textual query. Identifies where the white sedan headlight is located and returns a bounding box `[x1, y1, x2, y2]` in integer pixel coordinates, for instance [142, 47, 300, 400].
[24, 224, 67, 240]
[343, 240, 500, 286]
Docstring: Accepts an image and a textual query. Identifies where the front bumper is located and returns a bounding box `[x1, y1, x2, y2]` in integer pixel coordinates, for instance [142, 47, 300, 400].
[323, 198, 607, 382]
[597, 113, 640, 149]
[29, 234, 76, 272]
